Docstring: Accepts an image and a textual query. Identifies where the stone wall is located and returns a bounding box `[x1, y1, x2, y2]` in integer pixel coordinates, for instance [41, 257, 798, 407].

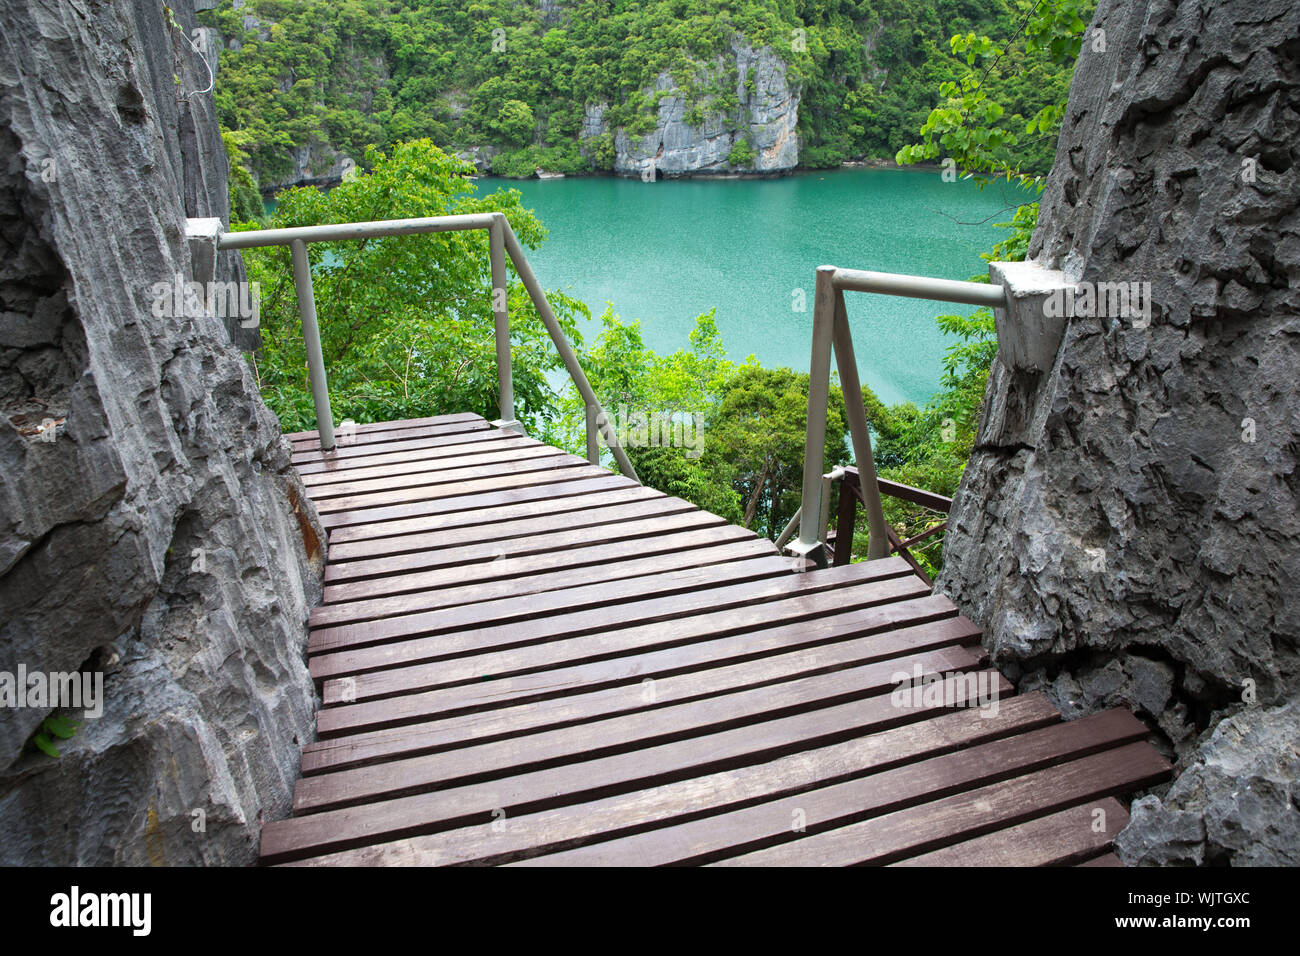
[937, 0, 1300, 865]
[0, 0, 321, 865]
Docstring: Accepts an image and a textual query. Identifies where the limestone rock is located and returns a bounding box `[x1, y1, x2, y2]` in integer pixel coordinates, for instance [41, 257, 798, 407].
[938, 0, 1300, 718]
[0, 0, 321, 865]
[1117, 698, 1300, 866]
[612, 40, 799, 179]
[453, 145, 500, 175]
[936, 0, 1300, 864]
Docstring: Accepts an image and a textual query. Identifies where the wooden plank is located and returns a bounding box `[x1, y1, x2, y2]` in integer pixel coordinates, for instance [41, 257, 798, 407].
[308, 553, 798, 657]
[296, 648, 993, 814]
[305, 614, 983, 774]
[831, 474, 857, 567]
[529, 711, 1151, 868]
[319, 523, 759, 607]
[307, 557, 915, 672]
[290, 417, 487, 453]
[293, 427, 507, 469]
[312, 461, 601, 515]
[318, 474, 637, 530]
[315, 565, 930, 683]
[272, 693, 1062, 866]
[292, 429, 496, 469]
[305, 447, 576, 500]
[285, 412, 482, 441]
[315, 604, 970, 738]
[309, 535, 776, 628]
[295, 432, 536, 477]
[325, 483, 664, 546]
[711, 740, 1170, 866]
[320, 577, 941, 705]
[323, 503, 717, 582]
[262, 665, 1011, 862]
[301, 441, 558, 489]
[876, 475, 953, 514]
[323, 509, 728, 582]
[1078, 852, 1124, 867]
[289, 421, 488, 460]
[889, 797, 1130, 866]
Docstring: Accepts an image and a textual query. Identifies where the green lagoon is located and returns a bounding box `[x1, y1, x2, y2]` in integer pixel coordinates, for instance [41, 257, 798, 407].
[510, 167, 1026, 406]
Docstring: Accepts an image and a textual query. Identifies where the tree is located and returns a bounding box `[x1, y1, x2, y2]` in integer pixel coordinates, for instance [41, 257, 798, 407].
[494, 99, 536, 147]
[727, 138, 756, 168]
[707, 366, 849, 537]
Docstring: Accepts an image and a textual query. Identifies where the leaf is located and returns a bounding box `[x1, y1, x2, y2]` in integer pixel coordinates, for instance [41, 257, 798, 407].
[34, 733, 60, 758]
[43, 715, 79, 739]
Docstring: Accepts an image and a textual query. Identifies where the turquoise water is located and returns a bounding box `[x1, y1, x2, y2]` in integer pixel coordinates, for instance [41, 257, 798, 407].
[266, 168, 1026, 406]
[507, 168, 1024, 406]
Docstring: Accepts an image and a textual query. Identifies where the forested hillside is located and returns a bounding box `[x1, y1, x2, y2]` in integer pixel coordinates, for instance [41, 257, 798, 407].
[200, 0, 1077, 193]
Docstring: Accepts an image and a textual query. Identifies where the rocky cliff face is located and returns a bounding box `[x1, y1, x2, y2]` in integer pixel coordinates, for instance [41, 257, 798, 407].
[604, 41, 800, 179]
[0, 0, 321, 864]
[937, 0, 1300, 865]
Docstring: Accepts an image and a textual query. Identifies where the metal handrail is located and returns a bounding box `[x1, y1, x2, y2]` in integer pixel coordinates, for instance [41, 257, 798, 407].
[790, 265, 1006, 567]
[217, 212, 639, 482]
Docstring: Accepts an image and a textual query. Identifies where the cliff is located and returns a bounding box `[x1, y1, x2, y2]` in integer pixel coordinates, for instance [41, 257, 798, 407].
[938, 0, 1300, 865]
[0, 0, 321, 864]
[605, 41, 800, 179]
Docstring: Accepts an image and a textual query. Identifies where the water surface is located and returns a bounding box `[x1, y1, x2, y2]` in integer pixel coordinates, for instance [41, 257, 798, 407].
[509, 167, 1026, 406]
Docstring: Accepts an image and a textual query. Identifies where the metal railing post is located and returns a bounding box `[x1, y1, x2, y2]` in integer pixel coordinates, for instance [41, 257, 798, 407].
[289, 238, 335, 451]
[585, 404, 601, 464]
[791, 265, 837, 567]
[831, 288, 891, 559]
[488, 214, 519, 431]
[500, 223, 639, 483]
[774, 507, 800, 550]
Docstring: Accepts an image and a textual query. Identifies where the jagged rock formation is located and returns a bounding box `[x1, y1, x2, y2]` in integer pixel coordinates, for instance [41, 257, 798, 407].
[938, 0, 1300, 865]
[0, 0, 321, 864]
[607, 41, 800, 179]
[265, 140, 354, 193]
[1117, 699, 1300, 865]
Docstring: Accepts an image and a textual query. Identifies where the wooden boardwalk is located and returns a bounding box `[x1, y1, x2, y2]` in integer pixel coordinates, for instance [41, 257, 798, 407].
[260, 413, 1170, 866]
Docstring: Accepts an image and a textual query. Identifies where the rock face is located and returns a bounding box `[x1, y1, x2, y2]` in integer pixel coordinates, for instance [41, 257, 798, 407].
[1117, 699, 1300, 866]
[453, 145, 500, 175]
[0, 0, 322, 864]
[610, 41, 800, 178]
[262, 141, 353, 193]
[936, 0, 1300, 864]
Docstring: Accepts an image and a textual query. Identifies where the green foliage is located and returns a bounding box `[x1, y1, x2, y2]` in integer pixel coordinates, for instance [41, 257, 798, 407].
[708, 364, 849, 537]
[554, 308, 848, 540]
[896, 0, 1093, 188]
[493, 99, 536, 147]
[199, 0, 1084, 189]
[31, 714, 78, 759]
[727, 138, 756, 168]
[222, 129, 268, 226]
[243, 139, 588, 433]
[491, 142, 587, 178]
